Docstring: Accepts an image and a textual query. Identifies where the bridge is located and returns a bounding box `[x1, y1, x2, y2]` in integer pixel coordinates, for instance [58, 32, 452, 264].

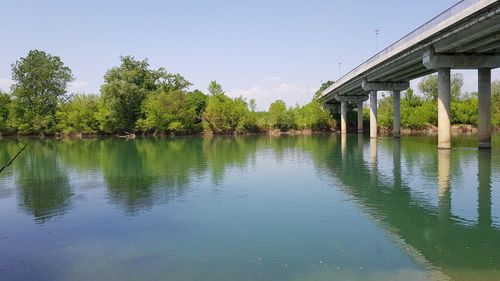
[319, 0, 500, 149]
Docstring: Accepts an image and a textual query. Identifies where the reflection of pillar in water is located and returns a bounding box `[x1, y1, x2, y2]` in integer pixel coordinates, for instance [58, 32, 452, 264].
[341, 132, 347, 158]
[438, 149, 451, 221]
[393, 138, 401, 187]
[478, 149, 492, 228]
[357, 132, 364, 153]
[370, 137, 378, 174]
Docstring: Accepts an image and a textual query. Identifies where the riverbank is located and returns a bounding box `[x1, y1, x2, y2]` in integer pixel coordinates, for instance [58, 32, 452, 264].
[378, 125, 500, 136]
[2, 125, 500, 139]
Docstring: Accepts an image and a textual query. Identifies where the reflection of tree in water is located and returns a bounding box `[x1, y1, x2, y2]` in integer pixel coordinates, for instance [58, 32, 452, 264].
[100, 139, 159, 214]
[100, 136, 259, 213]
[202, 136, 257, 184]
[15, 141, 72, 222]
[100, 138, 207, 214]
[0, 141, 26, 199]
[56, 139, 103, 172]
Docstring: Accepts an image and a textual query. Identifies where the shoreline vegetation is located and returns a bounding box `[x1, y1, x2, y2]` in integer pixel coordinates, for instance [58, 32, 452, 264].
[1, 50, 500, 139]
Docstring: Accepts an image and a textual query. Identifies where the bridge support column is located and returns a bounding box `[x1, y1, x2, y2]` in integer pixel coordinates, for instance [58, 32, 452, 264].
[357, 101, 363, 134]
[423, 48, 500, 149]
[335, 95, 368, 135]
[362, 80, 408, 139]
[478, 68, 491, 149]
[341, 101, 347, 134]
[370, 91, 377, 138]
[392, 91, 401, 138]
[438, 68, 451, 149]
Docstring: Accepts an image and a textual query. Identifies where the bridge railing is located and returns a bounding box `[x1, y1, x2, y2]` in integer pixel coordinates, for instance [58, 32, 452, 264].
[322, 0, 487, 97]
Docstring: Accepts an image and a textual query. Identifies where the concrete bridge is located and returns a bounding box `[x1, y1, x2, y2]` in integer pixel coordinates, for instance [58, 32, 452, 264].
[319, 0, 500, 149]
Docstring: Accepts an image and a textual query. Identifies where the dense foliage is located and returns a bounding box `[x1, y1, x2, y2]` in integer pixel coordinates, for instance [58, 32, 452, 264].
[1, 50, 500, 137]
[9, 50, 74, 134]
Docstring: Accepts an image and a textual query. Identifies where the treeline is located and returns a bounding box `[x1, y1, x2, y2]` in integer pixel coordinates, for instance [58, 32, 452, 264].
[0, 50, 333, 137]
[375, 73, 500, 129]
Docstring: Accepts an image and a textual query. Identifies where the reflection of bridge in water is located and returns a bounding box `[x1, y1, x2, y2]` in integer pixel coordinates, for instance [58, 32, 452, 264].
[334, 135, 499, 280]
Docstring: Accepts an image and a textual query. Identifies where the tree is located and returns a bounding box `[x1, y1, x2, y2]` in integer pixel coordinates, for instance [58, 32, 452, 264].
[268, 100, 295, 130]
[10, 50, 74, 134]
[56, 94, 100, 135]
[294, 100, 333, 131]
[0, 91, 11, 134]
[418, 73, 463, 101]
[492, 80, 500, 126]
[156, 72, 191, 93]
[402, 87, 422, 107]
[203, 82, 251, 134]
[98, 56, 191, 133]
[187, 89, 208, 118]
[249, 98, 257, 112]
[137, 90, 200, 134]
[99, 56, 155, 133]
[313, 80, 334, 100]
[208, 80, 224, 96]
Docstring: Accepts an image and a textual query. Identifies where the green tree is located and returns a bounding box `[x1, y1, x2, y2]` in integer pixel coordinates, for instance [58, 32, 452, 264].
[137, 90, 200, 134]
[98, 56, 191, 133]
[187, 89, 208, 118]
[203, 81, 251, 134]
[249, 98, 257, 112]
[418, 73, 463, 101]
[492, 80, 500, 126]
[268, 100, 295, 130]
[56, 94, 100, 135]
[98, 56, 156, 133]
[0, 91, 11, 134]
[208, 80, 224, 96]
[294, 100, 333, 131]
[10, 50, 74, 134]
[451, 94, 478, 125]
[313, 80, 334, 100]
[402, 87, 422, 107]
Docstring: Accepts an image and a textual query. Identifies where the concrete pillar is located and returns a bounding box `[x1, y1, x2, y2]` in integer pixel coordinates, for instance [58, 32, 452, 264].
[438, 68, 451, 149]
[478, 68, 492, 149]
[357, 101, 364, 134]
[341, 101, 347, 134]
[438, 149, 451, 221]
[392, 90, 401, 138]
[370, 91, 377, 138]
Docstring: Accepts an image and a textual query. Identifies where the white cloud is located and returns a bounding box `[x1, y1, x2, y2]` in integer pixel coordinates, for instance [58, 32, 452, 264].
[277, 82, 303, 94]
[0, 78, 13, 92]
[68, 80, 89, 93]
[265, 76, 281, 81]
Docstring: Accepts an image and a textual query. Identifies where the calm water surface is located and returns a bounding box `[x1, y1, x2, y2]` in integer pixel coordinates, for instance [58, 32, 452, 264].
[1, 134, 500, 281]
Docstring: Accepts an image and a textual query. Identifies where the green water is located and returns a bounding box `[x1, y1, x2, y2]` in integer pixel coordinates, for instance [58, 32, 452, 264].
[1, 134, 500, 281]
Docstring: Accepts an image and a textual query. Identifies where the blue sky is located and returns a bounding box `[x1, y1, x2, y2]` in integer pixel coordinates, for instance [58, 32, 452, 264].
[0, 0, 498, 110]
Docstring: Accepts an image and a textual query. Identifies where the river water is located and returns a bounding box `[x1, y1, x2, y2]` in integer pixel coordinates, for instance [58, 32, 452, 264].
[1, 134, 499, 281]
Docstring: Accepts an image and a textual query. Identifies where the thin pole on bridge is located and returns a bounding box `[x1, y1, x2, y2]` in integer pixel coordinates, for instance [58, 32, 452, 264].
[338, 62, 342, 80]
[375, 29, 380, 52]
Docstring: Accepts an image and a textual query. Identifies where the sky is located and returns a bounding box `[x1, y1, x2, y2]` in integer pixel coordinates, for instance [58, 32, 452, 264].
[0, 0, 498, 110]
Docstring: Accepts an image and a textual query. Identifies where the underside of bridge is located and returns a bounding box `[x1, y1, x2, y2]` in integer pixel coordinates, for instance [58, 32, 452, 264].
[320, 0, 500, 149]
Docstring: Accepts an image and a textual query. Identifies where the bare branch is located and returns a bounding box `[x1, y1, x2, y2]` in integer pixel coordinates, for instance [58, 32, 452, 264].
[0, 144, 27, 174]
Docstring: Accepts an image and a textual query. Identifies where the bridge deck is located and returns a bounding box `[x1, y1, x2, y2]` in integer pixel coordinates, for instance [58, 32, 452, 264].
[320, 0, 500, 104]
